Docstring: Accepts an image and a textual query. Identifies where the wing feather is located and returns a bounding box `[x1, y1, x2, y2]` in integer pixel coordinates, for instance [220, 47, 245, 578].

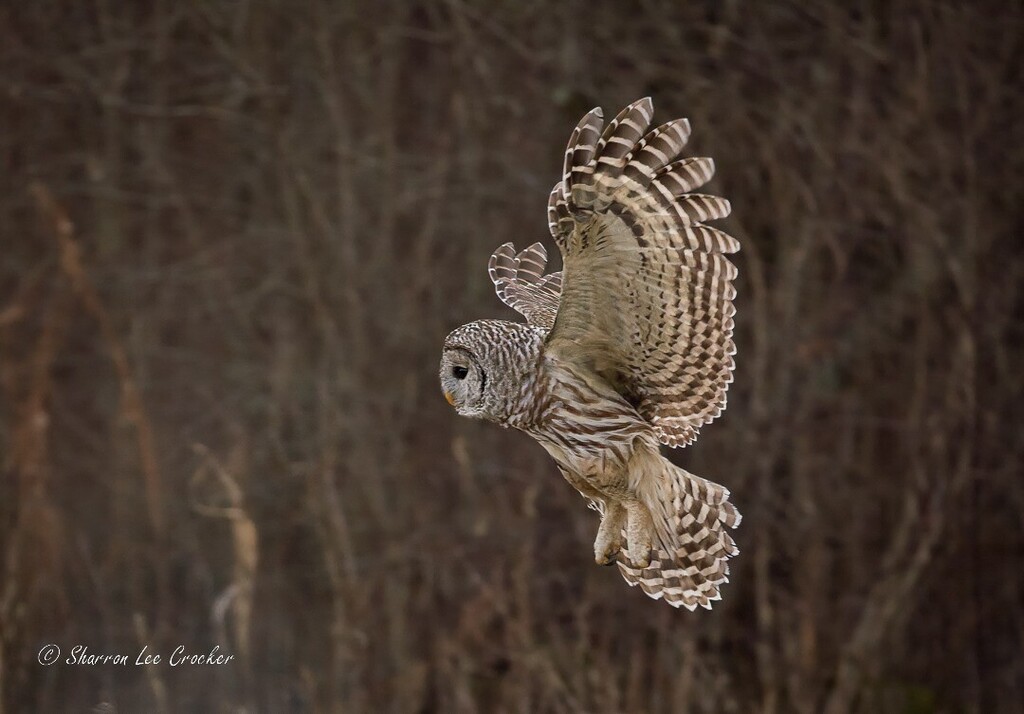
[546, 99, 740, 447]
[488, 242, 562, 329]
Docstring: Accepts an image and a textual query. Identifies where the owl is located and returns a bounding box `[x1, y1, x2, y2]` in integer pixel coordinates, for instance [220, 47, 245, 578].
[439, 98, 741, 610]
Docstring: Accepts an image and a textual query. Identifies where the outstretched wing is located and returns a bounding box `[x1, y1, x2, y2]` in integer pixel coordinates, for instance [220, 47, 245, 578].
[546, 98, 740, 447]
[488, 242, 563, 330]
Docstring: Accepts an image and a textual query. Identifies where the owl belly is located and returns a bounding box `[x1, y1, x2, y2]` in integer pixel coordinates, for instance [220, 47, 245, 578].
[526, 363, 659, 499]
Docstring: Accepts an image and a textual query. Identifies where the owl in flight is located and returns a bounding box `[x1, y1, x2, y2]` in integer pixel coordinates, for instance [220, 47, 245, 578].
[439, 98, 741, 609]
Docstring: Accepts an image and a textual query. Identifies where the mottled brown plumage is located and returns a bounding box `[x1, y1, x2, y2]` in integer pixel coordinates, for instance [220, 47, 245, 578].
[440, 98, 742, 609]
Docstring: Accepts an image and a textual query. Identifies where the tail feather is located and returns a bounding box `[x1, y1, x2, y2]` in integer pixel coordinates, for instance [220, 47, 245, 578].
[619, 455, 741, 610]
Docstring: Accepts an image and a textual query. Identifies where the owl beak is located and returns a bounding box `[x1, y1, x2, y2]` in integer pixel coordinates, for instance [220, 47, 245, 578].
[444, 391, 456, 406]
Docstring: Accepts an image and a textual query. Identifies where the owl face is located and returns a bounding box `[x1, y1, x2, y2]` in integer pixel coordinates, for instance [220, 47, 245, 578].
[441, 319, 546, 424]
[439, 346, 488, 418]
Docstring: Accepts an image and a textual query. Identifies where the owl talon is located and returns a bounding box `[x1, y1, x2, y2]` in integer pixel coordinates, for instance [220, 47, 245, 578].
[594, 501, 627, 567]
[628, 547, 654, 569]
[624, 501, 655, 569]
[595, 535, 622, 565]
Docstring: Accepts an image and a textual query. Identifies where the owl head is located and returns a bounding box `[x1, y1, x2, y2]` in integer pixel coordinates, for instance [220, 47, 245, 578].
[440, 319, 545, 423]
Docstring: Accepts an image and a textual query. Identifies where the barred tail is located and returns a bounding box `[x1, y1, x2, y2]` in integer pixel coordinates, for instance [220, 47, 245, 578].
[619, 455, 741, 610]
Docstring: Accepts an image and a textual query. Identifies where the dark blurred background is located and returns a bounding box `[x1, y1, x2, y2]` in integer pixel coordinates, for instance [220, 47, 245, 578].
[2, 1, 1022, 712]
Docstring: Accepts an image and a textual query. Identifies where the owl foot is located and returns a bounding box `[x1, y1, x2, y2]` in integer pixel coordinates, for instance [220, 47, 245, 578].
[624, 546, 655, 569]
[624, 500, 654, 569]
[594, 501, 627, 566]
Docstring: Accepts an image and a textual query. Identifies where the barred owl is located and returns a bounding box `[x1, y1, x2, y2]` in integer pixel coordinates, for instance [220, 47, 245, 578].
[439, 98, 741, 610]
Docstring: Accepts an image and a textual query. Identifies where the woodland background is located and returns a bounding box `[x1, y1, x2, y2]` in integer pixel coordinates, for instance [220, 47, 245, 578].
[1, 1, 1022, 712]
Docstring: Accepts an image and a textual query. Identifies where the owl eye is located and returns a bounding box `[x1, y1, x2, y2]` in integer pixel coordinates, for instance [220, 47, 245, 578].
[452, 365, 469, 380]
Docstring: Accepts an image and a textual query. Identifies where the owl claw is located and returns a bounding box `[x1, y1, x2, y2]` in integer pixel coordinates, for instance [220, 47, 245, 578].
[594, 502, 627, 567]
[628, 547, 653, 569]
[624, 501, 654, 569]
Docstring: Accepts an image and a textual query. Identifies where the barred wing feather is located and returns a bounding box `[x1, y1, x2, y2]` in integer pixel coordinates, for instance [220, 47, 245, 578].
[545, 98, 740, 447]
[488, 242, 562, 330]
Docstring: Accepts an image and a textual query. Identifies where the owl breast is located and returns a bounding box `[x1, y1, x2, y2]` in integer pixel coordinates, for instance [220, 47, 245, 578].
[523, 357, 658, 483]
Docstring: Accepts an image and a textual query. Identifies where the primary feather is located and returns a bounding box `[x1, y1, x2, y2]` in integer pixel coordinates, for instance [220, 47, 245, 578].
[545, 98, 739, 446]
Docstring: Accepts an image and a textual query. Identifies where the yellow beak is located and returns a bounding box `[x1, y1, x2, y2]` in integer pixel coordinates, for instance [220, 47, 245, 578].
[444, 391, 455, 406]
